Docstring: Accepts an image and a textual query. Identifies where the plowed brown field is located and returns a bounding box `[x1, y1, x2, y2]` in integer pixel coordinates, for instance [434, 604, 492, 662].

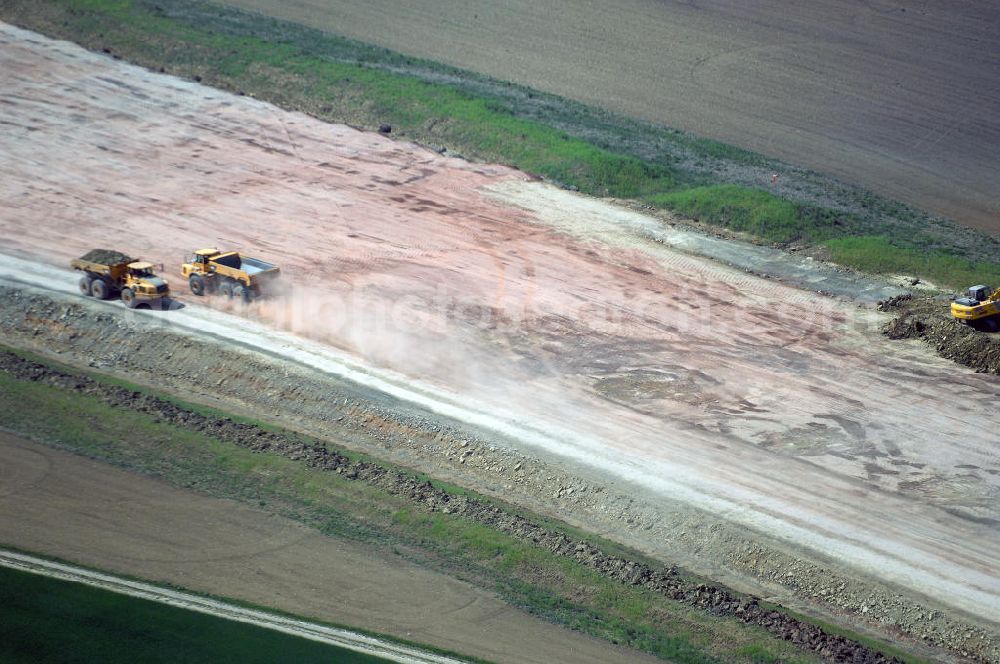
[0, 431, 657, 664]
[220, 0, 1000, 235]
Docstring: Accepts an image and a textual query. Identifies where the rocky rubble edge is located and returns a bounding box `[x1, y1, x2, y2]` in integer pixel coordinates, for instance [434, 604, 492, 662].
[0, 350, 910, 664]
[878, 294, 1000, 374]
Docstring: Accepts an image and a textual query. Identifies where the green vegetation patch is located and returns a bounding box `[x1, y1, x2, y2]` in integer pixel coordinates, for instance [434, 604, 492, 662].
[647, 185, 855, 244]
[0, 565, 389, 664]
[824, 236, 1000, 289]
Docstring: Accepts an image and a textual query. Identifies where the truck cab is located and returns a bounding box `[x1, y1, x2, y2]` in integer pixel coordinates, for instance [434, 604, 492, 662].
[124, 262, 170, 299]
[183, 249, 221, 276]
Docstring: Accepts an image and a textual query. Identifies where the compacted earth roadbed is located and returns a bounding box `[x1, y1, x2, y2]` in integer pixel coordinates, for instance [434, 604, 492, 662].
[1, 21, 999, 664]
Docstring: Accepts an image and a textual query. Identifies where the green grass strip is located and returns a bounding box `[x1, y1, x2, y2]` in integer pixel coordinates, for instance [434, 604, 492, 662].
[825, 236, 1000, 289]
[646, 185, 856, 244]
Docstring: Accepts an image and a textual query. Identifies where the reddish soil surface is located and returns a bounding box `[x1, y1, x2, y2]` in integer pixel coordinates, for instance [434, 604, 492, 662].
[2, 23, 1000, 629]
[221, 0, 1000, 235]
[0, 431, 656, 664]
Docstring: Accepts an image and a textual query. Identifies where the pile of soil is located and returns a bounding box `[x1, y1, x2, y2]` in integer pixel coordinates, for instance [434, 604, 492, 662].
[78, 249, 132, 265]
[879, 295, 1000, 374]
[0, 349, 908, 664]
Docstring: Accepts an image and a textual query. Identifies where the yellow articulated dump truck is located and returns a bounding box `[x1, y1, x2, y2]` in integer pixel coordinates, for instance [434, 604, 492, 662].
[951, 284, 1000, 331]
[182, 248, 280, 301]
[72, 249, 170, 309]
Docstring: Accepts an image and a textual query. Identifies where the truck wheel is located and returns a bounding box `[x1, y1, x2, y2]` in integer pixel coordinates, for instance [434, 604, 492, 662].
[232, 285, 250, 302]
[189, 274, 205, 296]
[91, 279, 109, 300]
[121, 288, 137, 309]
[220, 281, 233, 298]
[79, 276, 93, 296]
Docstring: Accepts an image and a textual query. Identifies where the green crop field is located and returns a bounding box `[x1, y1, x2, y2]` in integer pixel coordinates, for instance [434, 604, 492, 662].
[0, 565, 389, 664]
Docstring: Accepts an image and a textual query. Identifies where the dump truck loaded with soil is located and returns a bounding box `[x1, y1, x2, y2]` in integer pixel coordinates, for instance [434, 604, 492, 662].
[182, 249, 280, 301]
[71, 249, 170, 309]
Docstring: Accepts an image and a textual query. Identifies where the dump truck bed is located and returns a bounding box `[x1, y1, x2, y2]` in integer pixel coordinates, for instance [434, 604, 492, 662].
[71, 249, 133, 276]
[78, 249, 132, 265]
[209, 252, 280, 288]
[212, 252, 276, 275]
[71, 258, 112, 274]
[238, 256, 275, 275]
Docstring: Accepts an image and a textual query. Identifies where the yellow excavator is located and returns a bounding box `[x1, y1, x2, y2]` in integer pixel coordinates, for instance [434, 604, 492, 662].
[951, 284, 1000, 331]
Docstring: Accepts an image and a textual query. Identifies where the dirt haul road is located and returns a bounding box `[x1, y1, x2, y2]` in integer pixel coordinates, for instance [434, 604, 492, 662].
[0, 432, 654, 664]
[219, 0, 1000, 235]
[2, 21, 1000, 641]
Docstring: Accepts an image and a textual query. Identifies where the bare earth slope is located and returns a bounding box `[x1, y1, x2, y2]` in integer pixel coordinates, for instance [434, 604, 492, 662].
[0, 431, 655, 664]
[219, 0, 1000, 235]
[2, 21, 1000, 657]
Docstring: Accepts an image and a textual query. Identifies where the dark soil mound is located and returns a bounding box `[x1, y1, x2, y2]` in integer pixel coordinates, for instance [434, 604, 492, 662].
[879, 295, 1000, 374]
[79, 249, 132, 265]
